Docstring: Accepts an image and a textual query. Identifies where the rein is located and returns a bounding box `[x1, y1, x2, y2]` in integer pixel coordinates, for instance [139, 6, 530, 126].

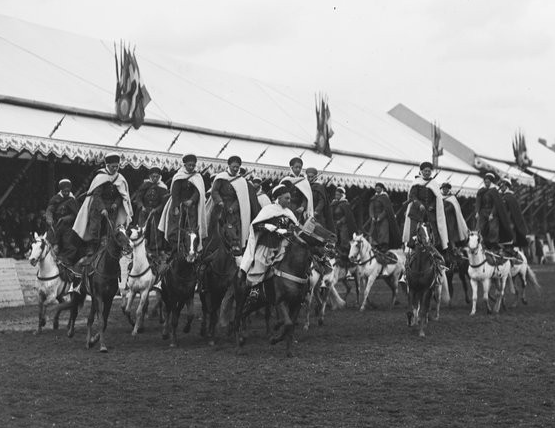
[128, 265, 152, 279]
[37, 272, 61, 281]
[272, 267, 309, 284]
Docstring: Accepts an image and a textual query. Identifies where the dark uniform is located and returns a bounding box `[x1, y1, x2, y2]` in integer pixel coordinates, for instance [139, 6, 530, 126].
[167, 177, 200, 250]
[45, 192, 79, 260]
[133, 180, 168, 252]
[443, 198, 460, 248]
[408, 182, 441, 248]
[211, 177, 239, 233]
[500, 182, 528, 249]
[88, 181, 123, 247]
[311, 181, 334, 232]
[368, 188, 401, 251]
[475, 181, 514, 249]
[331, 194, 357, 262]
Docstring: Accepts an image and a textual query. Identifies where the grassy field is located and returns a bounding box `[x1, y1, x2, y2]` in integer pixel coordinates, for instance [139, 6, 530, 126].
[1, 265, 554, 427]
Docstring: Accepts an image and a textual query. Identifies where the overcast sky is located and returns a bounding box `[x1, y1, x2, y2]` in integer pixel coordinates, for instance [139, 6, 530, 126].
[2, 0, 555, 152]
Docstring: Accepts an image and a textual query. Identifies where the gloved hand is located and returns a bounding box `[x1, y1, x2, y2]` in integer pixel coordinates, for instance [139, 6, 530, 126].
[174, 207, 180, 216]
[101, 209, 109, 217]
[110, 203, 118, 213]
[46, 217, 54, 226]
[264, 224, 277, 232]
[183, 200, 193, 208]
[276, 228, 287, 235]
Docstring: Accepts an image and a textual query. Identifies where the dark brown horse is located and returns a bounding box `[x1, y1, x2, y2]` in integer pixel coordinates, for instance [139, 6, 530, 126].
[406, 222, 447, 337]
[445, 247, 471, 305]
[199, 206, 241, 345]
[233, 228, 315, 357]
[160, 227, 199, 347]
[67, 224, 131, 351]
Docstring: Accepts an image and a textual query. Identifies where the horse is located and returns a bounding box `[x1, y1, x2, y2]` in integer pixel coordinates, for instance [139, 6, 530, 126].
[232, 227, 316, 357]
[160, 227, 199, 347]
[199, 208, 242, 346]
[508, 249, 541, 307]
[467, 231, 511, 316]
[348, 233, 405, 311]
[28, 233, 75, 335]
[121, 226, 160, 336]
[66, 223, 131, 351]
[327, 259, 361, 306]
[302, 259, 346, 331]
[405, 222, 449, 337]
[445, 247, 471, 305]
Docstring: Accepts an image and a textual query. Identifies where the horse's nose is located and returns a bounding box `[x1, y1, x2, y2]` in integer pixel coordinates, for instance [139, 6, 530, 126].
[349, 256, 355, 263]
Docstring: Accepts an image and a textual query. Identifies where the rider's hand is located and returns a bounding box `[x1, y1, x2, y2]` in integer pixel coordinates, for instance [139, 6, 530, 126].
[46, 217, 54, 226]
[276, 228, 287, 235]
[419, 204, 425, 212]
[475, 213, 479, 219]
[110, 203, 118, 212]
[264, 224, 277, 232]
[183, 200, 193, 208]
[173, 207, 179, 216]
[101, 209, 109, 217]
[296, 206, 305, 213]
[488, 214, 493, 221]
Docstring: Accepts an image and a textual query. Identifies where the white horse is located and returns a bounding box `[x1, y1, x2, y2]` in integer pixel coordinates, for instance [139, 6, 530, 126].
[467, 231, 511, 316]
[28, 233, 73, 334]
[303, 260, 346, 331]
[348, 233, 405, 311]
[509, 249, 541, 306]
[121, 226, 160, 336]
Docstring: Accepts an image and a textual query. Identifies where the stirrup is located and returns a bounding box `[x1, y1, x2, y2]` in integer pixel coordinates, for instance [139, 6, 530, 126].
[248, 287, 259, 299]
[68, 284, 81, 295]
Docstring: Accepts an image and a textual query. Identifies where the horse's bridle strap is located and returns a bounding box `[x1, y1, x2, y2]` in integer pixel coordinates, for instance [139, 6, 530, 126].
[272, 268, 309, 284]
[37, 273, 61, 281]
[469, 260, 487, 269]
[128, 265, 152, 278]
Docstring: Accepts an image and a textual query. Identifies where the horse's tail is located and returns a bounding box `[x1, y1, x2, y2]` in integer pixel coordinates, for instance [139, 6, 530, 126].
[525, 266, 542, 295]
[328, 283, 346, 310]
[218, 284, 235, 328]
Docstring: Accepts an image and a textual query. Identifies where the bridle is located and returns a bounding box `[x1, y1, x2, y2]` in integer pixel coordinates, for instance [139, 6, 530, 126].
[351, 237, 374, 266]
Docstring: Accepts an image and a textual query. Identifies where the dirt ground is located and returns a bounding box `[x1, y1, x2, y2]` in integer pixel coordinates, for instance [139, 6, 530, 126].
[1, 266, 554, 428]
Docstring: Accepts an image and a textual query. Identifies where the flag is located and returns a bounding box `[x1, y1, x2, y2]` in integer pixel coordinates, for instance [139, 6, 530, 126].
[512, 131, 532, 169]
[432, 122, 443, 168]
[314, 93, 333, 157]
[114, 42, 151, 129]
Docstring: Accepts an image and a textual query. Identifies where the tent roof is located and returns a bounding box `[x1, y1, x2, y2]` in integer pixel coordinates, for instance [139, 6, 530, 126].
[0, 15, 481, 195]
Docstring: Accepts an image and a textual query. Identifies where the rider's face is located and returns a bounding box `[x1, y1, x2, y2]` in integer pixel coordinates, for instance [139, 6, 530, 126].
[149, 173, 161, 183]
[229, 162, 241, 176]
[307, 172, 316, 182]
[252, 182, 261, 191]
[421, 167, 432, 179]
[484, 178, 491, 188]
[184, 161, 196, 173]
[441, 187, 449, 196]
[106, 163, 119, 175]
[291, 163, 302, 176]
[61, 188, 71, 197]
[278, 193, 291, 208]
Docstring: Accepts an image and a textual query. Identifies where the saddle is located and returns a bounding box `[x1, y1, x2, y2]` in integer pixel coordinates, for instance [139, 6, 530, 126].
[374, 250, 398, 266]
[485, 250, 507, 267]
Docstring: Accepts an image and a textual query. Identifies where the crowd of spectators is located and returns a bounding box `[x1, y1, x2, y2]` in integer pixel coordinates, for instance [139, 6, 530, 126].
[0, 206, 48, 259]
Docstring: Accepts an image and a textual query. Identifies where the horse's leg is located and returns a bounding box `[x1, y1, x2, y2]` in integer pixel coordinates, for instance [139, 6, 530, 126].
[264, 304, 272, 336]
[446, 269, 454, 307]
[170, 301, 185, 347]
[85, 296, 97, 349]
[132, 287, 150, 335]
[384, 273, 399, 310]
[469, 278, 478, 316]
[494, 275, 508, 314]
[419, 289, 433, 338]
[200, 292, 208, 337]
[123, 288, 135, 327]
[360, 271, 378, 312]
[53, 299, 72, 331]
[97, 295, 113, 353]
[460, 272, 471, 305]
[354, 272, 361, 307]
[520, 271, 528, 304]
[34, 291, 46, 335]
[285, 301, 303, 358]
[318, 287, 330, 326]
[483, 278, 492, 314]
[182, 298, 194, 334]
[270, 301, 290, 345]
[67, 293, 80, 338]
[162, 303, 171, 340]
[303, 282, 315, 332]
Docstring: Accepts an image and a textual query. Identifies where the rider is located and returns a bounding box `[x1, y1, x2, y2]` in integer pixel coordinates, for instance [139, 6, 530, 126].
[368, 182, 402, 252]
[210, 155, 257, 251]
[251, 176, 271, 208]
[132, 166, 168, 253]
[45, 178, 79, 262]
[330, 187, 357, 265]
[280, 157, 314, 224]
[72, 152, 133, 255]
[475, 173, 514, 250]
[158, 154, 207, 253]
[239, 184, 298, 294]
[402, 161, 448, 261]
[499, 178, 528, 252]
[306, 167, 334, 232]
[440, 182, 469, 250]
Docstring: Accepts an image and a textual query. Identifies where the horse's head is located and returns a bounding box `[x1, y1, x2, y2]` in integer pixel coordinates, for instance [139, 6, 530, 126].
[128, 225, 146, 248]
[113, 224, 132, 254]
[182, 227, 200, 263]
[416, 222, 433, 247]
[467, 230, 482, 254]
[29, 232, 49, 267]
[349, 232, 369, 263]
[221, 222, 242, 257]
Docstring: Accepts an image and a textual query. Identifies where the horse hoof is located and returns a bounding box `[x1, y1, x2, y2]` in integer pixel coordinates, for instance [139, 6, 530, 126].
[238, 336, 246, 347]
[208, 340, 215, 347]
[183, 325, 191, 334]
[169, 342, 177, 348]
[419, 331, 426, 338]
[137, 327, 145, 334]
[317, 319, 324, 326]
[67, 330, 74, 339]
[302, 325, 309, 332]
[33, 329, 41, 336]
[522, 298, 528, 305]
[53, 320, 59, 330]
[269, 337, 279, 345]
[286, 351, 293, 358]
[200, 327, 207, 337]
[99, 345, 108, 353]
[359, 306, 365, 313]
[39, 318, 46, 327]
[131, 330, 138, 337]
[162, 333, 169, 340]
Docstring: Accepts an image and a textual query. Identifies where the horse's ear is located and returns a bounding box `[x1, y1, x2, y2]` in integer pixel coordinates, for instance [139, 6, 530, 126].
[352, 232, 357, 240]
[40, 233, 47, 240]
[34, 232, 39, 241]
